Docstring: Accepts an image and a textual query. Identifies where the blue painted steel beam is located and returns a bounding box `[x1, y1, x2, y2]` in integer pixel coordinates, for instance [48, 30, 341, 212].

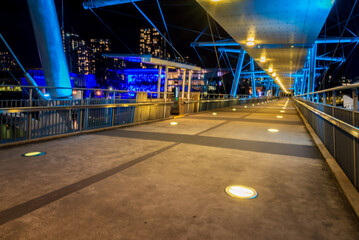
[230, 50, 246, 98]
[27, 0, 72, 98]
[83, 0, 142, 9]
[192, 37, 359, 48]
[309, 44, 317, 94]
[316, 56, 345, 62]
[250, 58, 257, 98]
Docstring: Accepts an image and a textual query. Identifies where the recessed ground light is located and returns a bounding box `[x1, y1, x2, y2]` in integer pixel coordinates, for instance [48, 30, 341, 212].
[268, 129, 279, 133]
[244, 106, 248, 108]
[276, 116, 284, 119]
[22, 152, 46, 157]
[170, 122, 178, 126]
[280, 110, 285, 113]
[212, 112, 218, 115]
[252, 104, 255, 106]
[232, 108, 237, 111]
[225, 185, 258, 199]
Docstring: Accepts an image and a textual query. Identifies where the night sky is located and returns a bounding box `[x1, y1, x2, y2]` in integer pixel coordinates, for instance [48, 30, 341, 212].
[1, 0, 358, 83]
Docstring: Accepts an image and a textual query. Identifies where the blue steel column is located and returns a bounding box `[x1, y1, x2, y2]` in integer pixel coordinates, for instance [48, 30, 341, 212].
[309, 44, 317, 95]
[230, 50, 245, 98]
[27, 0, 72, 98]
[250, 58, 257, 98]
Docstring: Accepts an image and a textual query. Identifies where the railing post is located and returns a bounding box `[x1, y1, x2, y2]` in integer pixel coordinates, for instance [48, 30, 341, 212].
[26, 89, 33, 140]
[352, 89, 358, 112]
[332, 90, 336, 159]
[352, 89, 358, 187]
[157, 66, 162, 99]
[323, 92, 326, 104]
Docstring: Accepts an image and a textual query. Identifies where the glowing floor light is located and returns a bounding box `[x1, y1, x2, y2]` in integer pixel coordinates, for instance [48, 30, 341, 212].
[280, 110, 285, 113]
[268, 129, 279, 133]
[276, 116, 284, 119]
[232, 108, 237, 111]
[23, 152, 46, 157]
[212, 112, 218, 115]
[225, 185, 258, 199]
[244, 106, 248, 108]
[170, 122, 178, 126]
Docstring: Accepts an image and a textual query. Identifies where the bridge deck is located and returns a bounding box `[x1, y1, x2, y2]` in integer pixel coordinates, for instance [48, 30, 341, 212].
[0, 99, 358, 239]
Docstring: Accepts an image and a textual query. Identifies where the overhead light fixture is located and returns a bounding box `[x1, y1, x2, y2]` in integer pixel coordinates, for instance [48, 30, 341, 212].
[275, 77, 279, 81]
[225, 185, 258, 199]
[260, 56, 266, 63]
[268, 67, 273, 73]
[272, 73, 276, 77]
[246, 37, 255, 46]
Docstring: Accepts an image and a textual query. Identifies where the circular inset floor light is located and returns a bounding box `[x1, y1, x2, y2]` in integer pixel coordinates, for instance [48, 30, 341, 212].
[280, 110, 285, 113]
[252, 104, 255, 106]
[268, 128, 279, 133]
[232, 108, 237, 111]
[212, 112, 218, 116]
[244, 106, 248, 108]
[170, 122, 178, 126]
[276, 116, 284, 119]
[23, 152, 46, 157]
[225, 185, 258, 199]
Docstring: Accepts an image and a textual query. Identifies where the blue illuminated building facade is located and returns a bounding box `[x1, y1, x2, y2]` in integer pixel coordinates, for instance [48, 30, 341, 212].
[21, 69, 97, 89]
[124, 69, 164, 92]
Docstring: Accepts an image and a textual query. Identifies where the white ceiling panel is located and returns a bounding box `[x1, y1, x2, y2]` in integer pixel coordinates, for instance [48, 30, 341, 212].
[196, 0, 334, 90]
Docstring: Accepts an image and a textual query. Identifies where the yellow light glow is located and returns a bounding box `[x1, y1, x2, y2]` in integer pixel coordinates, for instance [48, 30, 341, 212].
[268, 67, 273, 73]
[244, 106, 248, 108]
[246, 41, 255, 46]
[170, 122, 178, 126]
[247, 37, 254, 42]
[252, 104, 255, 106]
[225, 185, 257, 199]
[232, 108, 237, 111]
[212, 112, 218, 115]
[275, 77, 279, 81]
[276, 116, 284, 119]
[272, 73, 276, 77]
[260, 56, 266, 63]
[280, 110, 285, 113]
[268, 129, 279, 133]
[23, 152, 45, 157]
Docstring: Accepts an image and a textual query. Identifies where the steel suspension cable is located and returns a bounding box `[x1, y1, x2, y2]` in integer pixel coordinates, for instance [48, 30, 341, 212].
[321, 0, 358, 84]
[207, 13, 225, 93]
[89, 9, 134, 53]
[156, 0, 176, 59]
[131, 0, 186, 62]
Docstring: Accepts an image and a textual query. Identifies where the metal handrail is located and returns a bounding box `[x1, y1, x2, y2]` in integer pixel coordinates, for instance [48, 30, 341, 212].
[296, 82, 359, 96]
[294, 98, 359, 139]
[0, 101, 173, 113]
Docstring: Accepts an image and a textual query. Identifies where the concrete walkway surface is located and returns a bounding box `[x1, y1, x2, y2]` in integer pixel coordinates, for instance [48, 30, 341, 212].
[0, 99, 358, 239]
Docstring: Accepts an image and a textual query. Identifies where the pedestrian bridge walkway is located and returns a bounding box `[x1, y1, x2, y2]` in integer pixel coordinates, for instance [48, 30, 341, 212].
[0, 99, 358, 239]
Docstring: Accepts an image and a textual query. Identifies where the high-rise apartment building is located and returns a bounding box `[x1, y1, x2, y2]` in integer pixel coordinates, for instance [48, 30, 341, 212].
[0, 51, 16, 72]
[139, 28, 170, 60]
[89, 38, 111, 74]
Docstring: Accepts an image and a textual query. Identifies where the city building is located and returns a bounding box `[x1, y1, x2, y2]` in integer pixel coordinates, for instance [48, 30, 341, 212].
[139, 28, 170, 65]
[0, 51, 16, 72]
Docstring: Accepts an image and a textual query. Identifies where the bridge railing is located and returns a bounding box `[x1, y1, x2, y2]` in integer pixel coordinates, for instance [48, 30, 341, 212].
[0, 85, 174, 146]
[294, 84, 359, 190]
